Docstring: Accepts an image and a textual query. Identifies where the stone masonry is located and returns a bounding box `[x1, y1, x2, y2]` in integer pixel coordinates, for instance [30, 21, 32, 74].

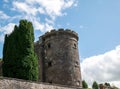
[0, 29, 82, 89]
[0, 77, 81, 89]
[34, 29, 82, 88]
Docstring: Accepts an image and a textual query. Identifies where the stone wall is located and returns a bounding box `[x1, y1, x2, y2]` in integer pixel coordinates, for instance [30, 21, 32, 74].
[0, 77, 81, 89]
[34, 41, 44, 82]
[34, 29, 82, 87]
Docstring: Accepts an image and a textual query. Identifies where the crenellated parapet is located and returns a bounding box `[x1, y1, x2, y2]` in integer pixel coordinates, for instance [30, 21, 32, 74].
[41, 28, 78, 41]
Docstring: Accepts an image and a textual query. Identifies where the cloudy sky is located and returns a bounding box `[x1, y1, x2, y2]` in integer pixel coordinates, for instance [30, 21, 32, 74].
[0, 0, 120, 88]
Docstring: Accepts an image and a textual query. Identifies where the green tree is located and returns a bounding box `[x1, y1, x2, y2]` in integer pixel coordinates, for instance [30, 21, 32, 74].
[104, 82, 110, 87]
[82, 80, 88, 88]
[92, 81, 98, 89]
[2, 20, 38, 81]
[0, 58, 2, 76]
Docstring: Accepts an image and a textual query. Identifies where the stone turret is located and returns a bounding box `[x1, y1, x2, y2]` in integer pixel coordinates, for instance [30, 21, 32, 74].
[34, 29, 82, 88]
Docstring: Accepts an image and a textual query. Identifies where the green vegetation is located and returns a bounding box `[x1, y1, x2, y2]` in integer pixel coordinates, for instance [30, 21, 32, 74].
[82, 80, 88, 88]
[0, 58, 2, 76]
[2, 20, 38, 81]
[92, 81, 98, 89]
[81, 80, 119, 89]
[99, 83, 119, 89]
[104, 82, 110, 87]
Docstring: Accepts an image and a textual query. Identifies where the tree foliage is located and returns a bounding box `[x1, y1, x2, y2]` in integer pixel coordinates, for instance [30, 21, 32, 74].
[104, 82, 110, 87]
[2, 20, 38, 81]
[82, 80, 88, 88]
[92, 81, 98, 89]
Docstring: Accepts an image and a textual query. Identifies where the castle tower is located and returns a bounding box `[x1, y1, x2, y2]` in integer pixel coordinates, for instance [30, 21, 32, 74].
[35, 29, 82, 87]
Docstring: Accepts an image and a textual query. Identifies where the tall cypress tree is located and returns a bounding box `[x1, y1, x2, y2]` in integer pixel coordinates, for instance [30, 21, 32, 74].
[82, 80, 88, 88]
[2, 20, 38, 81]
[92, 81, 98, 89]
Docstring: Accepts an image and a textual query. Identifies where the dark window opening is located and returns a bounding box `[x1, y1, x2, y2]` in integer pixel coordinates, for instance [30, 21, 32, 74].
[48, 61, 52, 67]
[49, 80, 52, 84]
[75, 61, 79, 67]
[73, 43, 77, 49]
[48, 43, 51, 48]
[74, 43, 76, 47]
[75, 61, 79, 65]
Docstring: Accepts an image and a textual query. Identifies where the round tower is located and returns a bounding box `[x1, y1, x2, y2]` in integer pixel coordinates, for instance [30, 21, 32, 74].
[41, 29, 82, 87]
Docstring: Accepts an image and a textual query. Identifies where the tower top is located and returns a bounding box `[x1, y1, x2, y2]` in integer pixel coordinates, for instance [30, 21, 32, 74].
[35, 28, 82, 87]
[41, 28, 78, 41]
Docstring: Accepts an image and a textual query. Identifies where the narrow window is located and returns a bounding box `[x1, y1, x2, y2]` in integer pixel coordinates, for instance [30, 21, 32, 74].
[48, 61, 52, 67]
[48, 43, 51, 48]
[75, 61, 79, 65]
[75, 61, 79, 67]
[74, 43, 76, 47]
[73, 43, 77, 49]
[45, 43, 51, 49]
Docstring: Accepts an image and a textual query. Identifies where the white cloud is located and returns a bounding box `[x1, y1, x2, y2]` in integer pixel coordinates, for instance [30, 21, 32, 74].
[81, 45, 120, 88]
[37, 0, 64, 16]
[11, 0, 77, 32]
[3, 0, 9, 3]
[12, 0, 77, 20]
[0, 23, 15, 42]
[12, 1, 37, 16]
[0, 0, 77, 43]
[37, 7, 45, 14]
[45, 18, 54, 24]
[0, 11, 10, 19]
[33, 20, 44, 31]
[0, 35, 5, 42]
[0, 23, 15, 34]
[64, 0, 74, 8]
[44, 23, 54, 32]
[33, 20, 54, 32]
[33, 19, 53, 32]
[21, 15, 53, 32]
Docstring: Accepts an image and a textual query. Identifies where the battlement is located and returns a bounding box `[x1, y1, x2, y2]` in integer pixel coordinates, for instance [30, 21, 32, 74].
[42, 29, 78, 41]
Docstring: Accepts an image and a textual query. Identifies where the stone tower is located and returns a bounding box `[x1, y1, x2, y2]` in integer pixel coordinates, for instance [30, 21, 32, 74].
[34, 29, 82, 87]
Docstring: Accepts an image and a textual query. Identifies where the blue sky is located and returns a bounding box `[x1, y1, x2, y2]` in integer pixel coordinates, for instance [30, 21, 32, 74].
[0, 0, 120, 88]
